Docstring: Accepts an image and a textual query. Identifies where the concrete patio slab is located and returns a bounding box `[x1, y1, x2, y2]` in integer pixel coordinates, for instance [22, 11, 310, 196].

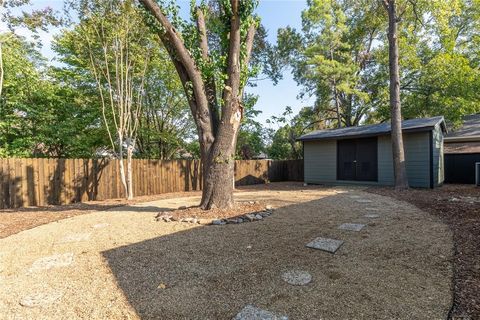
[19, 290, 63, 308]
[29, 253, 74, 272]
[234, 305, 288, 320]
[356, 199, 373, 203]
[57, 233, 91, 243]
[338, 223, 366, 232]
[282, 270, 312, 286]
[364, 214, 380, 218]
[306, 237, 344, 253]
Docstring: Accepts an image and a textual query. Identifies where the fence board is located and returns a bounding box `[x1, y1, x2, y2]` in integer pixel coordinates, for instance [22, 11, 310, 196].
[0, 158, 303, 208]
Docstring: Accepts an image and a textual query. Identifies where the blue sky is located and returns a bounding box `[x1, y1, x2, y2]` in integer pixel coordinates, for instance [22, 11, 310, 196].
[10, 0, 312, 127]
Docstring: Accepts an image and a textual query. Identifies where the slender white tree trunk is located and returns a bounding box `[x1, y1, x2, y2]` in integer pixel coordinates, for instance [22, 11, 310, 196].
[126, 139, 134, 200]
[117, 135, 129, 198]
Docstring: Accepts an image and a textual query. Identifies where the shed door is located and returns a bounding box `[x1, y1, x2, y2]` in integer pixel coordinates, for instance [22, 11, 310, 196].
[337, 138, 378, 182]
[337, 140, 357, 180]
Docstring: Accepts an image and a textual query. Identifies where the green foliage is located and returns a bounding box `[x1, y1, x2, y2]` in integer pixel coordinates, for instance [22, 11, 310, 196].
[54, 0, 194, 159]
[267, 107, 317, 160]
[0, 35, 106, 157]
[235, 94, 265, 159]
[276, 0, 480, 128]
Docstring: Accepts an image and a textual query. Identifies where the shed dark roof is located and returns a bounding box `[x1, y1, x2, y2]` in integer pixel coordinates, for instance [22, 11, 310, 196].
[445, 114, 480, 141]
[298, 116, 446, 142]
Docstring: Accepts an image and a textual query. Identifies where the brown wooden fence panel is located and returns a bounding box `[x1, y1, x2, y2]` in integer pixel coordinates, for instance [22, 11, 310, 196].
[0, 158, 304, 208]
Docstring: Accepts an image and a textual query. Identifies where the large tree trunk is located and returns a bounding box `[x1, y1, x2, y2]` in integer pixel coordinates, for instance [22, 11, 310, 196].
[139, 0, 255, 209]
[385, 0, 409, 190]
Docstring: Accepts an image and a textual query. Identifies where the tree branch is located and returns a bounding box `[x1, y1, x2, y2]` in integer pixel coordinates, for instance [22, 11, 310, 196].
[139, 0, 214, 147]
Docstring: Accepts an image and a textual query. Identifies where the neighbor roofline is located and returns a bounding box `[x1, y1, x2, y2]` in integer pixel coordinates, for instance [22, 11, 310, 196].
[444, 135, 480, 142]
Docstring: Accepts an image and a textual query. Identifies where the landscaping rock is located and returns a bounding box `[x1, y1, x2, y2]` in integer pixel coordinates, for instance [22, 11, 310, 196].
[212, 219, 226, 225]
[265, 205, 273, 210]
[255, 214, 263, 220]
[244, 214, 255, 222]
[178, 206, 187, 210]
[226, 219, 239, 224]
[234, 305, 288, 320]
[306, 237, 344, 254]
[282, 270, 312, 286]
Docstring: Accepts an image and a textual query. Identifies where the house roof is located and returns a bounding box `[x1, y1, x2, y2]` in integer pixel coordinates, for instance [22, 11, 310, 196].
[444, 141, 480, 154]
[298, 116, 446, 142]
[444, 114, 480, 142]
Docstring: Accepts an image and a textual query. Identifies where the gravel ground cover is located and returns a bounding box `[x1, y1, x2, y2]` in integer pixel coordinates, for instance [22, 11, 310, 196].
[0, 191, 202, 239]
[0, 184, 453, 319]
[368, 184, 480, 319]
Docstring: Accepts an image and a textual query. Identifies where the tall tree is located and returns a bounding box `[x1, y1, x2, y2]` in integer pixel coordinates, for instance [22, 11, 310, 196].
[383, 0, 409, 189]
[0, 0, 60, 97]
[139, 0, 260, 209]
[59, 0, 154, 199]
[276, 0, 382, 128]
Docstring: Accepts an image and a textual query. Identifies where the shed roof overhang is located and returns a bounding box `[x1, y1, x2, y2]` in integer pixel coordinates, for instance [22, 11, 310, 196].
[297, 116, 447, 142]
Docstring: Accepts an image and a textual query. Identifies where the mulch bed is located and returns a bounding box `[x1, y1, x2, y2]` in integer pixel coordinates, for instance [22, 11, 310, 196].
[157, 201, 268, 220]
[367, 184, 480, 319]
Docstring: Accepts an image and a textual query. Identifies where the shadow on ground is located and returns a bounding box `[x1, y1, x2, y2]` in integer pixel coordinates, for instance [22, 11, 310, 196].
[102, 193, 453, 320]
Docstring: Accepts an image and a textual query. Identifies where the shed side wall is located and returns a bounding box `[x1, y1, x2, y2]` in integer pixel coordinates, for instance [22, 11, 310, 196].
[379, 132, 431, 187]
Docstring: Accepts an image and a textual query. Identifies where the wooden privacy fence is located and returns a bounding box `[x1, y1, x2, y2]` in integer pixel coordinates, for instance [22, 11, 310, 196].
[0, 158, 303, 208]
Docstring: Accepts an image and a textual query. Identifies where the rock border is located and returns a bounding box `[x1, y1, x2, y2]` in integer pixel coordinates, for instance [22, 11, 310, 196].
[155, 205, 275, 226]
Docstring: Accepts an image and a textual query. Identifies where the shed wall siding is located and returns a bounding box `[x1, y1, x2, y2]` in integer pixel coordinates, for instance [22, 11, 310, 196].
[304, 132, 434, 188]
[303, 140, 337, 184]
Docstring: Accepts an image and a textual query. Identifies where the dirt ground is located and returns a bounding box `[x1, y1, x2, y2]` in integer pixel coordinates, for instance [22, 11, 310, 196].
[367, 184, 480, 319]
[0, 183, 453, 319]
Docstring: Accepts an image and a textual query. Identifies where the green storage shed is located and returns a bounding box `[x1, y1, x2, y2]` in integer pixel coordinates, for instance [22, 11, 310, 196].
[298, 116, 447, 188]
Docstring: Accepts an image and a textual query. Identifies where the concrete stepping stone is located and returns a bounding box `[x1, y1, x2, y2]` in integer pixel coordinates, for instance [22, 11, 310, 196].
[356, 199, 373, 203]
[19, 290, 63, 308]
[364, 214, 380, 218]
[338, 223, 366, 232]
[282, 270, 312, 286]
[92, 223, 109, 229]
[58, 232, 91, 243]
[349, 195, 361, 199]
[234, 305, 288, 320]
[306, 237, 344, 254]
[29, 253, 74, 272]
[365, 207, 379, 211]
